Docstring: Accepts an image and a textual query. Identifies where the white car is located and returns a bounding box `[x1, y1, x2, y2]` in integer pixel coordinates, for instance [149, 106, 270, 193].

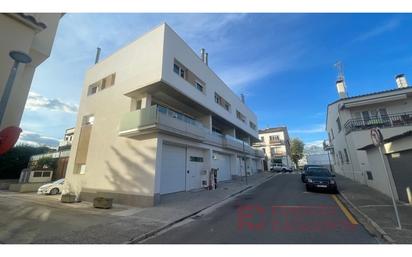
[37, 179, 65, 195]
[270, 163, 293, 173]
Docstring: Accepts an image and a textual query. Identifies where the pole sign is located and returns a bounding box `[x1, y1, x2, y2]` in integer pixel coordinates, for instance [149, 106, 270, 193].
[370, 128, 383, 146]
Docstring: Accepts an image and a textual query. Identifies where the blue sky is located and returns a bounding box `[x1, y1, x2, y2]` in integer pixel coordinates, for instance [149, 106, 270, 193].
[19, 13, 412, 148]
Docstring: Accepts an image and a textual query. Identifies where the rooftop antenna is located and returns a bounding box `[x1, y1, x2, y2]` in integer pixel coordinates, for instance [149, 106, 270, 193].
[334, 60, 348, 98]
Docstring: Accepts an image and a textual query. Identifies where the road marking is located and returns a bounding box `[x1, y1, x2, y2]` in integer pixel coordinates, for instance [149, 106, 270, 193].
[331, 195, 358, 225]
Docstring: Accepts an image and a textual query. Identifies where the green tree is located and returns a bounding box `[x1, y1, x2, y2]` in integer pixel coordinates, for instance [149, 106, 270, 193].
[290, 138, 305, 168]
[35, 156, 58, 170]
[0, 145, 50, 179]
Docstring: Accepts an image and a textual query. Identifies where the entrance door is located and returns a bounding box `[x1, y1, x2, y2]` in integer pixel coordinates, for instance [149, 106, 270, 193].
[160, 144, 186, 194]
[186, 147, 205, 191]
[387, 149, 412, 203]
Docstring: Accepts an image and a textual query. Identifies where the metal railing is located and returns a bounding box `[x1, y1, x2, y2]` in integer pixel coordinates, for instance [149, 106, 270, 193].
[269, 139, 284, 145]
[344, 112, 412, 134]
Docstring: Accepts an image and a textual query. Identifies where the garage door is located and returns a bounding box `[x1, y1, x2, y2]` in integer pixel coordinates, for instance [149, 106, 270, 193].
[387, 149, 412, 203]
[250, 159, 257, 174]
[213, 152, 231, 181]
[160, 144, 186, 194]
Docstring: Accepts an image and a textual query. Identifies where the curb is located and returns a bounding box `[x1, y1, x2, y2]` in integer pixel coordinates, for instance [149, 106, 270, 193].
[125, 173, 276, 244]
[338, 192, 395, 244]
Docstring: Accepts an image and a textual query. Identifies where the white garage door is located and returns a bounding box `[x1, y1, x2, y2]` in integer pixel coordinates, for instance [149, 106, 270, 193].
[250, 159, 257, 174]
[160, 144, 186, 194]
[213, 152, 231, 181]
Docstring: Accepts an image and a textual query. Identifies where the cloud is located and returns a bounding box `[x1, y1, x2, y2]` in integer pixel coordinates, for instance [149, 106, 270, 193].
[353, 18, 400, 43]
[25, 92, 78, 113]
[304, 140, 324, 148]
[17, 130, 60, 148]
[289, 124, 325, 134]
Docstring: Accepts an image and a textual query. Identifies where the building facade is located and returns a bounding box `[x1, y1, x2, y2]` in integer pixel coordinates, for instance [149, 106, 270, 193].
[0, 13, 62, 130]
[65, 24, 264, 207]
[254, 127, 292, 170]
[326, 75, 412, 202]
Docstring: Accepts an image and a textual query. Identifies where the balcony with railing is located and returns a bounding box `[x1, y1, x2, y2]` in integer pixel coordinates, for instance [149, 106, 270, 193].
[344, 112, 412, 134]
[269, 139, 285, 145]
[119, 105, 210, 140]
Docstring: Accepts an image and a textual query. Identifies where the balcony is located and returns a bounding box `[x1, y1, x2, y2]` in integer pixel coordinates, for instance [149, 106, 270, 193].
[269, 139, 284, 145]
[344, 112, 412, 134]
[119, 105, 209, 140]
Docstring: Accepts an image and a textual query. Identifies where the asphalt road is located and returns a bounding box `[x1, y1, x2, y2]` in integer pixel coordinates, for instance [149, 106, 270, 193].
[144, 173, 379, 244]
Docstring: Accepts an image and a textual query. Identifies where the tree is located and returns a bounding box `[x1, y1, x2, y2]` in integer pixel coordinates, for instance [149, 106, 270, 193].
[35, 156, 58, 170]
[0, 144, 50, 179]
[290, 138, 305, 168]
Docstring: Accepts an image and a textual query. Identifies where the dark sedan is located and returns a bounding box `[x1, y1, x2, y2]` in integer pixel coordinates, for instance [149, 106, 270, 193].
[304, 168, 338, 193]
[300, 165, 322, 182]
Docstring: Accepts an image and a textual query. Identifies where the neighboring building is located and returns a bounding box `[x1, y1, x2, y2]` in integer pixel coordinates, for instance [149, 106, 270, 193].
[254, 127, 292, 170]
[64, 24, 264, 207]
[58, 127, 75, 151]
[29, 127, 74, 180]
[326, 74, 412, 202]
[0, 13, 62, 130]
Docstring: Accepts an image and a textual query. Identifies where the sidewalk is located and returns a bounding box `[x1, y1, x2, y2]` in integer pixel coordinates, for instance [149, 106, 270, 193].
[32, 171, 275, 244]
[335, 174, 412, 243]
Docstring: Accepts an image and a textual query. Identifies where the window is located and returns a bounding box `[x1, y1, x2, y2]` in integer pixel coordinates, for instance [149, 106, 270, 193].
[79, 164, 86, 175]
[173, 62, 186, 79]
[336, 117, 342, 132]
[249, 121, 257, 130]
[338, 151, 344, 165]
[42, 171, 51, 177]
[33, 171, 42, 177]
[331, 129, 334, 139]
[260, 136, 264, 142]
[195, 81, 204, 92]
[344, 149, 350, 163]
[82, 115, 95, 125]
[236, 110, 246, 123]
[269, 135, 280, 142]
[88, 82, 99, 96]
[366, 171, 373, 180]
[215, 93, 231, 112]
[87, 73, 115, 96]
[190, 156, 204, 162]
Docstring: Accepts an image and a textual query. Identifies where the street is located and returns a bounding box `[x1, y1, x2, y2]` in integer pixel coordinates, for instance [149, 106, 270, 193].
[144, 173, 379, 244]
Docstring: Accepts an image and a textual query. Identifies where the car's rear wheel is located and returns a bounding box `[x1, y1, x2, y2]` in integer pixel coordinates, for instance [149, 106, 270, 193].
[50, 188, 59, 195]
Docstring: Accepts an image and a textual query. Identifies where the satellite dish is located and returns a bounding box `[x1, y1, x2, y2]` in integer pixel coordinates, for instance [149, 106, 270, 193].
[0, 126, 22, 155]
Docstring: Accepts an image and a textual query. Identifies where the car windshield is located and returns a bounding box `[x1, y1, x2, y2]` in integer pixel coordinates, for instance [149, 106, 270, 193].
[306, 169, 331, 177]
[53, 179, 64, 184]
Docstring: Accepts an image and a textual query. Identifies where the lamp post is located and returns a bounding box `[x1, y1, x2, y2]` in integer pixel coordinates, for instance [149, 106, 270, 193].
[0, 51, 32, 125]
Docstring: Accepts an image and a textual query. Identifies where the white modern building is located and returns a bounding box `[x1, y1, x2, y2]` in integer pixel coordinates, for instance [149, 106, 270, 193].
[254, 127, 292, 170]
[326, 74, 412, 203]
[65, 23, 264, 206]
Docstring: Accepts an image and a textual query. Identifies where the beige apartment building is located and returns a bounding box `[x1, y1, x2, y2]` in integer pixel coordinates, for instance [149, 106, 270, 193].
[326, 74, 412, 203]
[254, 127, 292, 170]
[65, 23, 264, 207]
[0, 13, 62, 130]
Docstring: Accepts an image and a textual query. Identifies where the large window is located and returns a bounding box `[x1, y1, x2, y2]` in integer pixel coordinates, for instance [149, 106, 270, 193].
[173, 63, 186, 79]
[215, 93, 231, 111]
[87, 73, 116, 96]
[249, 121, 257, 130]
[236, 110, 246, 123]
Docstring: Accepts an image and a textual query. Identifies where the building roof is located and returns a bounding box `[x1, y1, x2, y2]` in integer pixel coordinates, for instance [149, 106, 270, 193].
[328, 86, 412, 107]
[258, 127, 288, 134]
[358, 130, 412, 151]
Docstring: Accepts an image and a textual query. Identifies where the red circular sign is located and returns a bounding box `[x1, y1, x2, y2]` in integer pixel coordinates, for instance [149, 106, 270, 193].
[0, 126, 22, 155]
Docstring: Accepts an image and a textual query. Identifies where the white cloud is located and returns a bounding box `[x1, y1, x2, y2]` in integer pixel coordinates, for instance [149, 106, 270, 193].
[17, 130, 60, 148]
[304, 140, 324, 148]
[353, 18, 400, 43]
[25, 92, 78, 113]
[289, 124, 325, 134]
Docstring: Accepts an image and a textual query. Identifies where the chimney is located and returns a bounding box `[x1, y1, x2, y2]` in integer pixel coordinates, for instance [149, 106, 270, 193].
[205, 52, 208, 66]
[95, 47, 101, 64]
[200, 48, 208, 66]
[336, 79, 348, 99]
[395, 74, 408, 88]
[241, 93, 245, 103]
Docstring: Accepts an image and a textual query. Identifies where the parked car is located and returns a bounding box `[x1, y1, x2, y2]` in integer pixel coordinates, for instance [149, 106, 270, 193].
[37, 179, 65, 195]
[270, 163, 293, 173]
[304, 168, 338, 193]
[301, 164, 323, 182]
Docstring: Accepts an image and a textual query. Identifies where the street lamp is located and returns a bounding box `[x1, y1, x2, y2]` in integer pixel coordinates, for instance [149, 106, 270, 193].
[0, 51, 32, 125]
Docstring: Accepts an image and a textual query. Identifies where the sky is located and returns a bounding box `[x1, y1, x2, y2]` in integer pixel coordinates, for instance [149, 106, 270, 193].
[18, 13, 412, 148]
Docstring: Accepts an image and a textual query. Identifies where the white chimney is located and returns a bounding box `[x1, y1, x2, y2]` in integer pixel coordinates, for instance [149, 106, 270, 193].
[200, 48, 208, 66]
[395, 74, 408, 88]
[336, 79, 348, 99]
